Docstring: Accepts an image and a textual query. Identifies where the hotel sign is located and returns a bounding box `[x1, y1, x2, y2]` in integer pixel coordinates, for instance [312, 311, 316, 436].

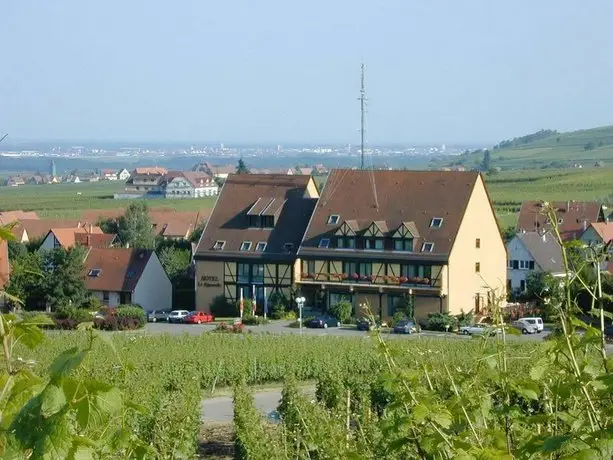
[198, 275, 221, 288]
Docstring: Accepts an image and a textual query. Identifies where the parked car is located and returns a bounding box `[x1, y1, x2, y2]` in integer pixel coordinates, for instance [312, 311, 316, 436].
[393, 319, 419, 334]
[512, 319, 538, 334]
[605, 325, 613, 343]
[357, 318, 376, 331]
[147, 310, 170, 322]
[184, 311, 215, 324]
[167, 310, 190, 323]
[307, 315, 341, 329]
[517, 317, 544, 333]
[459, 324, 501, 336]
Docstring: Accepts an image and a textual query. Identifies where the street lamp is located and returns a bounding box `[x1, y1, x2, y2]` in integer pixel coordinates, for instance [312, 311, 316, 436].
[296, 296, 306, 334]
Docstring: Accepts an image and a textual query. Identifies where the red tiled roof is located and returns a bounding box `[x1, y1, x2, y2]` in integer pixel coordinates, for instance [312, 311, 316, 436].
[46, 226, 106, 248]
[0, 211, 39, 225]
[12, 219, 83, 241]
[133, 167, 168, 175]
[74, 232, 117, 248]
[300, 169, 480, 258]
[516, 201, 604, 240]
[588, 222, 613, 243]
[83, 248, 153, 292]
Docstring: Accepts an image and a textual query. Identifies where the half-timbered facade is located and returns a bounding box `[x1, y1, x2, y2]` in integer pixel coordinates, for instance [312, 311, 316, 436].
[194, 174, 319, 311]
[297, 169, 507, 320]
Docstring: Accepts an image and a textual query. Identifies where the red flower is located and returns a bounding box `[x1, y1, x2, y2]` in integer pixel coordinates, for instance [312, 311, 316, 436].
[352, 273, 360, 280]
[399, 276, 408, 284]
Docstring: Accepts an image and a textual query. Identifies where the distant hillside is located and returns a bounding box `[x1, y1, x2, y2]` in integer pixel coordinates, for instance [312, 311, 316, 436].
[435, 125, 613, 170]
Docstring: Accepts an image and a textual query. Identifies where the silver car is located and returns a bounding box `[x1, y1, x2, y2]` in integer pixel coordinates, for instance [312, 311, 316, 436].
[459, 324, 502, 336]
[147, 310, 170, 322]
[167, 310, 190, 323]
[512, 319, 538, 334]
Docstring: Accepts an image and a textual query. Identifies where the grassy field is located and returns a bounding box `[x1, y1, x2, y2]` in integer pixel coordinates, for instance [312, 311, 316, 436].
[0, 181, 216, 218]
[446, 125, 613, 170]
[484, 166, 613, 228]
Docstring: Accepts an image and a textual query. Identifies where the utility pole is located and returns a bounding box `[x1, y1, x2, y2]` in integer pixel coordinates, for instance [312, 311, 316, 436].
[358, 64, 366, 170]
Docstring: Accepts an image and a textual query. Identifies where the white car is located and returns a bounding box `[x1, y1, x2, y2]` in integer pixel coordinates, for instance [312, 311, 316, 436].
[517, 317, 544, 333]
[167, 310, 190, 323]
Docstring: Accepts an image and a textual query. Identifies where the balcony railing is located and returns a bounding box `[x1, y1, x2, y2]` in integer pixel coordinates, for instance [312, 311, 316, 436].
[300, 272, 438, 288]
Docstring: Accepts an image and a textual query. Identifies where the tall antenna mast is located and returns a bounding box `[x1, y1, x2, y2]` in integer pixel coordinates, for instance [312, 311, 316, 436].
[359, 63, 366, 170]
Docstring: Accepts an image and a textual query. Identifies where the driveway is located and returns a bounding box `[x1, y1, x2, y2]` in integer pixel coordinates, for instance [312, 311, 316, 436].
[201, 386, 315, 424]
[143, 321, 551, 342]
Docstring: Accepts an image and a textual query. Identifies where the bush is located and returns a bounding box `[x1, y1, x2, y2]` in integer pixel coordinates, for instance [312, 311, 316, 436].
[280, 310, 297, 320]
[341, 317, 356, 325]
[328, 300, 352, 323]
[54, 318, 79, 330]
[55, 306, 93, 323]
[81, 296, 103, 312]
[236, 298, 254, 317]
[213, 322, 246, 333]
[210, 295, 237, 317]
[242, 315, 270, 326]
[115, 305, 146, 328]
[424, 312, 458, 331]
[455, 310, 474, 327]
[268, 292, 289, 319]
[289, 316, 313, 328]
[94, 316, 141, 331]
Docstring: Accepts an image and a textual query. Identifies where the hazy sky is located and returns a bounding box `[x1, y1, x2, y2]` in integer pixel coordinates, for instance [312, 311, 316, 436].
[2, 1, 613, 145]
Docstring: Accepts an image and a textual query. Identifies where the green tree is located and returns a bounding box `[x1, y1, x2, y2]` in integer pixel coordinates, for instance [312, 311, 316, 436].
[5, 250, 45, 309]
[7, 240, 27, 260]
[43, 247, 90, 310]
[189, 222, 205, 244]
[584, 141, 595, 151]
[236, 157, 250, 174]
[329, 300, 352, 322]
[96, 216, 118, 234]
[117, 202, 154, 249]
[502, 225, 517, 242]
[158, 246, 191, 285]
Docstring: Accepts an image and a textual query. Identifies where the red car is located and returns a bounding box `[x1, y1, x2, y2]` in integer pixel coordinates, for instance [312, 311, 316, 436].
[184, 311, 215, 324]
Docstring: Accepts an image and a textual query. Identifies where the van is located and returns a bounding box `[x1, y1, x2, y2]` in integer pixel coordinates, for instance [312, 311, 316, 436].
[518, 317, 544, 333]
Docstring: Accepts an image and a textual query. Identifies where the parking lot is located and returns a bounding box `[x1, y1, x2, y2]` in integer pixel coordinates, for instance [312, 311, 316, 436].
[143, 320, 552, 342]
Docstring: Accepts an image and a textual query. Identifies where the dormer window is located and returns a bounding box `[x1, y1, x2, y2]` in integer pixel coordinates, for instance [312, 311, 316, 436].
[240, 241, 252, 251]
[394, 238, 413, 252]
[421, 242, 434, 252]
[430, 218, 443, 228]
[327, 215, 340, 225]
[365, 238, 384, 250]
[88, 269, 102, 277]
[319, 238, 330, 248]
[283, 243, 294, 253]
[213, 240, 226, 250]
[256, 242, 267, 251]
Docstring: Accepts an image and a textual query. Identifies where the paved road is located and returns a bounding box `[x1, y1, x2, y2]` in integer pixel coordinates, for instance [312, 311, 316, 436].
[201, 387, 315, 424]
[143, 320, 550, 342]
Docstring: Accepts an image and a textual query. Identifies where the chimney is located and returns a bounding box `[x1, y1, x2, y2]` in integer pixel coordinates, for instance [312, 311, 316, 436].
[583, 220, 587, 232]
[89, 223, 93, 233]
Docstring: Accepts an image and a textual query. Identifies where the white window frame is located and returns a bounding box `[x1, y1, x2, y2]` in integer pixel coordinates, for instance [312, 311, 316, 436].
[430, 218, 443, 228]
[255, 242, 267, 251]
[421, 242, 434, 252]
[319, 238, 330, 248]
[213, 240, 226, 250]
[327, 215, 340, 225]
[240, 241, 252, 251]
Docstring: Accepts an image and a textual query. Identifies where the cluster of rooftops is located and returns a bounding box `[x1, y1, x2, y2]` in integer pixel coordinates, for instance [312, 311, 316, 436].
[195, 169, 485, 261]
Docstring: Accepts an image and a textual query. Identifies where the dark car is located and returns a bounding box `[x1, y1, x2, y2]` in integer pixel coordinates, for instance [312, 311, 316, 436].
[605, 325, 613, 343]
[307, 315, 341, 329]
[357, 318, 379, 331]
[147, 310, 170, 322]
[393, 320, 419, 334]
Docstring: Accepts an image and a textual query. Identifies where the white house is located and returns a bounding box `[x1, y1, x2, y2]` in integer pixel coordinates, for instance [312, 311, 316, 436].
[507, 231, 565, 293]
[83, 248, 172, 312]
[117, 168, 131, 181]
[102, 169, 118, 181]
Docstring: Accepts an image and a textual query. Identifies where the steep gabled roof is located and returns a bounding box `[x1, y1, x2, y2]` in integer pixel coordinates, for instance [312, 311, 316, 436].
[83, 248, 153, 292]
[587, 222, 613, 243]
[299, 169, 479, 259]
[12, 219, 82, 241]
[515, 231, 565, 273]
[516, 201, 604, 240]
[46, 226, 104, 249]
[0, 210, 39, 225]
[195, 174, 318, 260]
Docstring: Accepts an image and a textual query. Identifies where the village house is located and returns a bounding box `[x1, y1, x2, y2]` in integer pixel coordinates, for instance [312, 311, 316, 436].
[194, 174, 319, 310]
[297, 169, 507, 320]
[506, 231, 565, 293]
[83, 247, 171, 312]
[102, 169, 118, 180]
[123, 167, 169, 195]
[11, 219, 83, 244]
[40, 225, 116, 250]
[164, 171, 218, 198]
[516, 201, 607, 241]
[6, 176, 25, 187]
[580, 222, 613, 247]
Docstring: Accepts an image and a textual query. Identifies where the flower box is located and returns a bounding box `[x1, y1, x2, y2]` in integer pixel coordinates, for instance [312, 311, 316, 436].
[399, 276, 409, 284]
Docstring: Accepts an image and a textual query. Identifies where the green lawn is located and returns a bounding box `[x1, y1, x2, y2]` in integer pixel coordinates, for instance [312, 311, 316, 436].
[0, 181, 216, 218]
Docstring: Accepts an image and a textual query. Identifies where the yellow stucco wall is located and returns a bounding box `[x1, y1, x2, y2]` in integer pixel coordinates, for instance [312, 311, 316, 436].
[414, 297, 443, 321]
[304, 177, 320, 198]
[195, 260, 225, 312]
[447, 175, 507, 315]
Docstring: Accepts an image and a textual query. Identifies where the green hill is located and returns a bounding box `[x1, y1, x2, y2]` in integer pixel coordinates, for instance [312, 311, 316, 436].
[440, 125, 613, 169]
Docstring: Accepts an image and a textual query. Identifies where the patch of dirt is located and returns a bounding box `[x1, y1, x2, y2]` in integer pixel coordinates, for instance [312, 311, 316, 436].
[199, 423, 234, 459]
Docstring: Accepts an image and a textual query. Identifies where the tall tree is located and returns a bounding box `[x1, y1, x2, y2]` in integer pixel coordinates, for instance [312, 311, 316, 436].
[236, 157, 250, 174]
[480, 149, 491, 172]
[43, 247, 89, 310]
[117, 202, 154, 249]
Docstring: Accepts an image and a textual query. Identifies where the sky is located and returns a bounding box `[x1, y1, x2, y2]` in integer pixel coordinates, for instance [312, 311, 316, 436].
[2, 1, 613, 145]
